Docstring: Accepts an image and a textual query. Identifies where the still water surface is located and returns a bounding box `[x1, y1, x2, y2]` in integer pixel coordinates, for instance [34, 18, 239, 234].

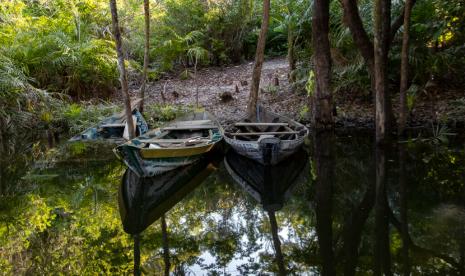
[1, 132, 464, 275]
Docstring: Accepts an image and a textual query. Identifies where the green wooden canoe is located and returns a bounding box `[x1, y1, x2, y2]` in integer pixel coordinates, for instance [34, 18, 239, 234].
[114, 111, 223, 177]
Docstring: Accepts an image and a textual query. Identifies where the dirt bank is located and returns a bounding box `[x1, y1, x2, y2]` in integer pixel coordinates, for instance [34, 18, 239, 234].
[128, 57, 465, 130]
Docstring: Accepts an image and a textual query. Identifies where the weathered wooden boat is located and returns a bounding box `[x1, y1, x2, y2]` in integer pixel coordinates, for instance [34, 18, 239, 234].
[119, 157, 217, 234]
[69, 100, 148, 142]
[114, 111, 223, 177]
[224, 105, 309, 165]
[224, 149, 308, 212]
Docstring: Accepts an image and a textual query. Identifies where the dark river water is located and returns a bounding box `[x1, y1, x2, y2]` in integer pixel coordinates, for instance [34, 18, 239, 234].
[1, 131, 464, 275]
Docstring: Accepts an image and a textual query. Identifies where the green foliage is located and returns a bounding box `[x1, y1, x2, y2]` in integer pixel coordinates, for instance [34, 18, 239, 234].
[298, 105, 310, 121]
[0, 0, 118, 99]
[57, 102, 119, 134]
[263, 84, 279, 94]
[427, 122, 456, 145]
[407, 84, 419, 111]
[144, 104, 191, 127]
[305, 70, 315, 96]
[126, 0, 259, 71]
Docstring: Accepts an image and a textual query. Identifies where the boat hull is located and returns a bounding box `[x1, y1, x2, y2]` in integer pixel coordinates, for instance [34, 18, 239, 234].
[114, 111, 223, 177]
[69, 109, 148, 142]
[224, 135, 305, 165]
[114, 143, 216, 177]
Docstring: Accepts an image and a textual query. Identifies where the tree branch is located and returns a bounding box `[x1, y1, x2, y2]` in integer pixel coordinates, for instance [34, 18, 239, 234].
[389, 0, 417, 45]
[389, 209, 460, 268]
[341, 0, 374, 70]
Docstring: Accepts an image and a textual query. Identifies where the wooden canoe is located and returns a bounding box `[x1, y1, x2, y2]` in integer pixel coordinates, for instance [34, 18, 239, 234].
[114, 111, 224, 177]
[224, 105, 309, 165]
[119, 157, 217, 234]
[69, 99, 148, 142]
[224, 149, 308, 212]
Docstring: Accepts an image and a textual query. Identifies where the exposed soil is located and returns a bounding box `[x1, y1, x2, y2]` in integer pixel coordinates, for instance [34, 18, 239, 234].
[127, 57, 465, 130]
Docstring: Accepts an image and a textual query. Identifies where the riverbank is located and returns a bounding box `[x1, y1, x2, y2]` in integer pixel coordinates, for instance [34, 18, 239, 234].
[118, 57, 465, 132]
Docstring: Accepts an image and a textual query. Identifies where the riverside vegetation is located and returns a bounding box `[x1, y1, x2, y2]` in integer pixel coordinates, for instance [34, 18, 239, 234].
[1, 0, 465, 274]
[1, 0, 465, 145]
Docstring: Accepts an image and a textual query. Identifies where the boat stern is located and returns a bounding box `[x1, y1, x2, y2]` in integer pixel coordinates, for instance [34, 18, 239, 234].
[258, 135, 281, 165]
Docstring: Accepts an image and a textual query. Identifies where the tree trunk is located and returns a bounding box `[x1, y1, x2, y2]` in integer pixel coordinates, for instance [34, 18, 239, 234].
[374, 146, 392, 275]
[139, 0, 150, 113]
[314, 131, 336, 276]
[399, 145, 411, 276]
[267, 211, 286, 276]
[133, 234, 141, 276]
[373, 0, 391, 144]
[343, 0, 409, 135]
[287, 30, 296, 83]
[247, 0, 270, 117]
[312, 0, 333, 129]
[398, 0, 413, 136]
[161, 214, 170, 276]
[110, 0, 135, 139]
[341, 176, 375, 276]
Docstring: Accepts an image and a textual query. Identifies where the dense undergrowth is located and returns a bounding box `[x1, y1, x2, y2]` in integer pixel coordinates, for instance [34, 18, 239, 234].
[1, 0, 465, 144]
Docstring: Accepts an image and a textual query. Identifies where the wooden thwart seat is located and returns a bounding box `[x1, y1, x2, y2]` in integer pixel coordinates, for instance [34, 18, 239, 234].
[172, 120, 212, 125]
[227, 131, 299, 136]
[234, 122, 288, 126]
[143, 138, 210, 143]
[101, 123, 126, 128]
[162, 125, 217, 131]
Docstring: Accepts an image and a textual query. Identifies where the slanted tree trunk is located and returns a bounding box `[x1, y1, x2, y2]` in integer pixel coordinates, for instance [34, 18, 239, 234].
[341, 0, 375, 72]
[312, 0, 333, 129]
[373, 0, 391, 143]
[247, 0, 270, 117]
[398, 0, 414, 136]
[110, 0, 135, 139]
[139, 0, 150, 113]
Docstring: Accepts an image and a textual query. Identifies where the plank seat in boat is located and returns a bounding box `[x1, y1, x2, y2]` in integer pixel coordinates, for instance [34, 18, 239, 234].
[170, 120, 212, 125]
[234, 122, 288, 126]
[161, 125, 217, 131]
[226, 131, 299, 136]
[100, 123, 126, 128]
[143, 138, 211, 143]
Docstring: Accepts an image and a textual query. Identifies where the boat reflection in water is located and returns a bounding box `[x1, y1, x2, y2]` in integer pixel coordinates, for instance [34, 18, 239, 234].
[118, 154, 219, 275]
[224, 149, 309, 275]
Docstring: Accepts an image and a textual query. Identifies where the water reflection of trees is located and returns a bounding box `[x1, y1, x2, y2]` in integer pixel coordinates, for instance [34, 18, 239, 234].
[112, 136, 465, 274]
[1, 135, 465, 274]
[308, 135, 465, 275]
